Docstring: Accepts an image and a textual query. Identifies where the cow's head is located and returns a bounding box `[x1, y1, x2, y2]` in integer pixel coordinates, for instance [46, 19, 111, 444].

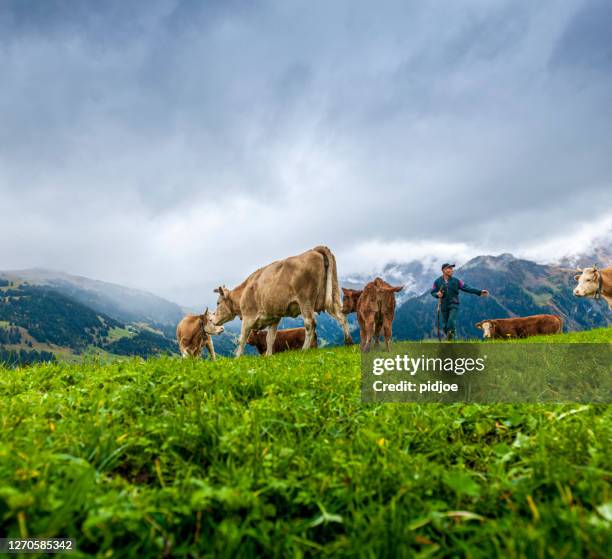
[475, 320, 494, 338]
[212, 285, 237, 325]
[573, 266, 600, 298]
[201, 308, 224, 335]
[247, 330, 265, 345]
[342, 288, 362, 314]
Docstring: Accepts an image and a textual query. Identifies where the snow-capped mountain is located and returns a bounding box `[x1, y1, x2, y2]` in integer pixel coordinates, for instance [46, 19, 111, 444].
[341, 260, 441, 304]
[558, 229, 612, 269]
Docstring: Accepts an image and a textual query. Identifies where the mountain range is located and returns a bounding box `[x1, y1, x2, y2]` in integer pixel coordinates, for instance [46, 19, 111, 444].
[1, 235, 610, 364]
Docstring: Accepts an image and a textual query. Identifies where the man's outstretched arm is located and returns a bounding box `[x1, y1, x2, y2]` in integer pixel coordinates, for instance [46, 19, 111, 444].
[459, 280, 488, 296]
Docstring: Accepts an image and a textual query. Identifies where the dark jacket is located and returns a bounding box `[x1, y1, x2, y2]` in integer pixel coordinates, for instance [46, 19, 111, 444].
[430, 276, 483, 307]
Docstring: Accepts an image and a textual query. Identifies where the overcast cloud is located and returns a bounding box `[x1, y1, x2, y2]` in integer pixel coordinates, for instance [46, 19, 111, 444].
[1, 0, 611, 306]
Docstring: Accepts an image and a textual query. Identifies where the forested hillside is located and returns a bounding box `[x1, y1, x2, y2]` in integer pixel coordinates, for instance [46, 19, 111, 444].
[0, 283, 178, 365]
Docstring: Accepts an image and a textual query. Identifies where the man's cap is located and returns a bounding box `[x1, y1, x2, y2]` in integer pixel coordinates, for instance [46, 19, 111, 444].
[441, 263, 456, 271]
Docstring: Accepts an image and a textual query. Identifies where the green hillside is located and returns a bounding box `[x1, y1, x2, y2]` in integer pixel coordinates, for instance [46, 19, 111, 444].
[0, 329, 610, 557]
[0, 283, 178, 365]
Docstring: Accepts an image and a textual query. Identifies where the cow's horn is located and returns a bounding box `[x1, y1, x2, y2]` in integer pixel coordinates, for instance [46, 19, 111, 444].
[593, 264, 598, 271]
[204, 307, 209, 316]
[576, 267, 582, 272]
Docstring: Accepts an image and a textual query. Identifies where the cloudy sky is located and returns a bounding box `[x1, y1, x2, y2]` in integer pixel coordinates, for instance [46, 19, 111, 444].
[1, 0, 611, 306]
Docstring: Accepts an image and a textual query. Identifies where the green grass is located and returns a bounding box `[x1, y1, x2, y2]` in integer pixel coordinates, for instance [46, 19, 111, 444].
[0, 329, 610, 557]
[514, 327, 612, 343]
[106, 326, 136, 342]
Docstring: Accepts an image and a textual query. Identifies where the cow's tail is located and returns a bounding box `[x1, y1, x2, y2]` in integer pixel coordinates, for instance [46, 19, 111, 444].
[313, 245, 337, 313]
[556, 315, 564, 334]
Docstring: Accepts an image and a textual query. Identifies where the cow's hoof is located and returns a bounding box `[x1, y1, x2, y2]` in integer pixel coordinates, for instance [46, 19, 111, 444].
[344, 337, 354, 346]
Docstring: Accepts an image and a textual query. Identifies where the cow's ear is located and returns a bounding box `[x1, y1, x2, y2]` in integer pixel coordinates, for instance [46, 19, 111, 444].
[213, 287, 221, 294]
[391, 285, 403, 292]
[342, 287, 350, 295]
[574, 274, 580, 281]
[475, 322, 482, 329]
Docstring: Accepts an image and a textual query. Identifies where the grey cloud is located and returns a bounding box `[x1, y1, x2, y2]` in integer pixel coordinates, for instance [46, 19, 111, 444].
[549, 0, 612, 73]
[0, 0, 611, 306]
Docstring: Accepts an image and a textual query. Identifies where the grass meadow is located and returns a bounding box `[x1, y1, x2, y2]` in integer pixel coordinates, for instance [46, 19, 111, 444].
[0, 329, 610, 557]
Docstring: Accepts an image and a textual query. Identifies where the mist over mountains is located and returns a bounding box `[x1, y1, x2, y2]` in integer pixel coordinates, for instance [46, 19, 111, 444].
[0, 268, 184, 329]
[557, 230, 612, 269]
[1, 232, 610, 362]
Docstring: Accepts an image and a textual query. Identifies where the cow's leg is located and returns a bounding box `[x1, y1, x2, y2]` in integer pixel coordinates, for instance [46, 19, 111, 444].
[311, 331, 318, 349]
[235, 318, 255, 358]
[374, 316, 382, 348]
[362, 314, 376, 352]
[205, 338, 216, 361]
[178, 339, 188, 358]
[358, 312, 375, 352]
[383, 318, 393, 352]
[357, 313, 366, 352]
[329, 308, 353, 345]
[265, 323, 279, 356]
[302, 307, 316, 350]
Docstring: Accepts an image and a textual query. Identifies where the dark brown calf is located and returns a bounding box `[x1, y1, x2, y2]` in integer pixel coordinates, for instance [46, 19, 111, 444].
[475, 314, 563, 339]
[247, 327, 317, 355]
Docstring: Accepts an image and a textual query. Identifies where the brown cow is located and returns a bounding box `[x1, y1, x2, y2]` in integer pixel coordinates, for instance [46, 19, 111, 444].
[176, 309, 224, 359]
[212, 246, 352, 357]
[350, 277, 403, 352]
[341, 288, 363, 315]
[475, 314, 563, 339]
[247, 327, 317, 355]
[573, 265, 612, 311]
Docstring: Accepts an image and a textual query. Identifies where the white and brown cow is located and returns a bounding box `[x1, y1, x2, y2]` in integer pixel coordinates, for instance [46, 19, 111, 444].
[573, 266, 612, 311]
[176, 309, 224, 359]
[475, 314, 563, 339]
[212, 245, 353, 357]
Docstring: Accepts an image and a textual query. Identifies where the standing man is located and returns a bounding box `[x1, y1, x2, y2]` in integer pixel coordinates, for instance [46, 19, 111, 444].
[431, 263, 489, 340]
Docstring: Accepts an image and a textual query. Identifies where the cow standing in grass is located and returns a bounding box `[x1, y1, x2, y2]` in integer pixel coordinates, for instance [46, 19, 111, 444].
[176, 309, 224, 359]
[212, 246, 353, 357]
[343, 277, 403, 352]
[573, 266, 612, 311]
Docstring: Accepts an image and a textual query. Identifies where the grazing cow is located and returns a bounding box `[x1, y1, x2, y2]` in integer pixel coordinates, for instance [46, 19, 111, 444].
[212, 246, 353, 357]
[247, 327, 317, 355]
[176, 309, 224, 359]
[353, 277, 403, 352]
[573, 266, 612, 311]
[475, 314, 563, 339]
